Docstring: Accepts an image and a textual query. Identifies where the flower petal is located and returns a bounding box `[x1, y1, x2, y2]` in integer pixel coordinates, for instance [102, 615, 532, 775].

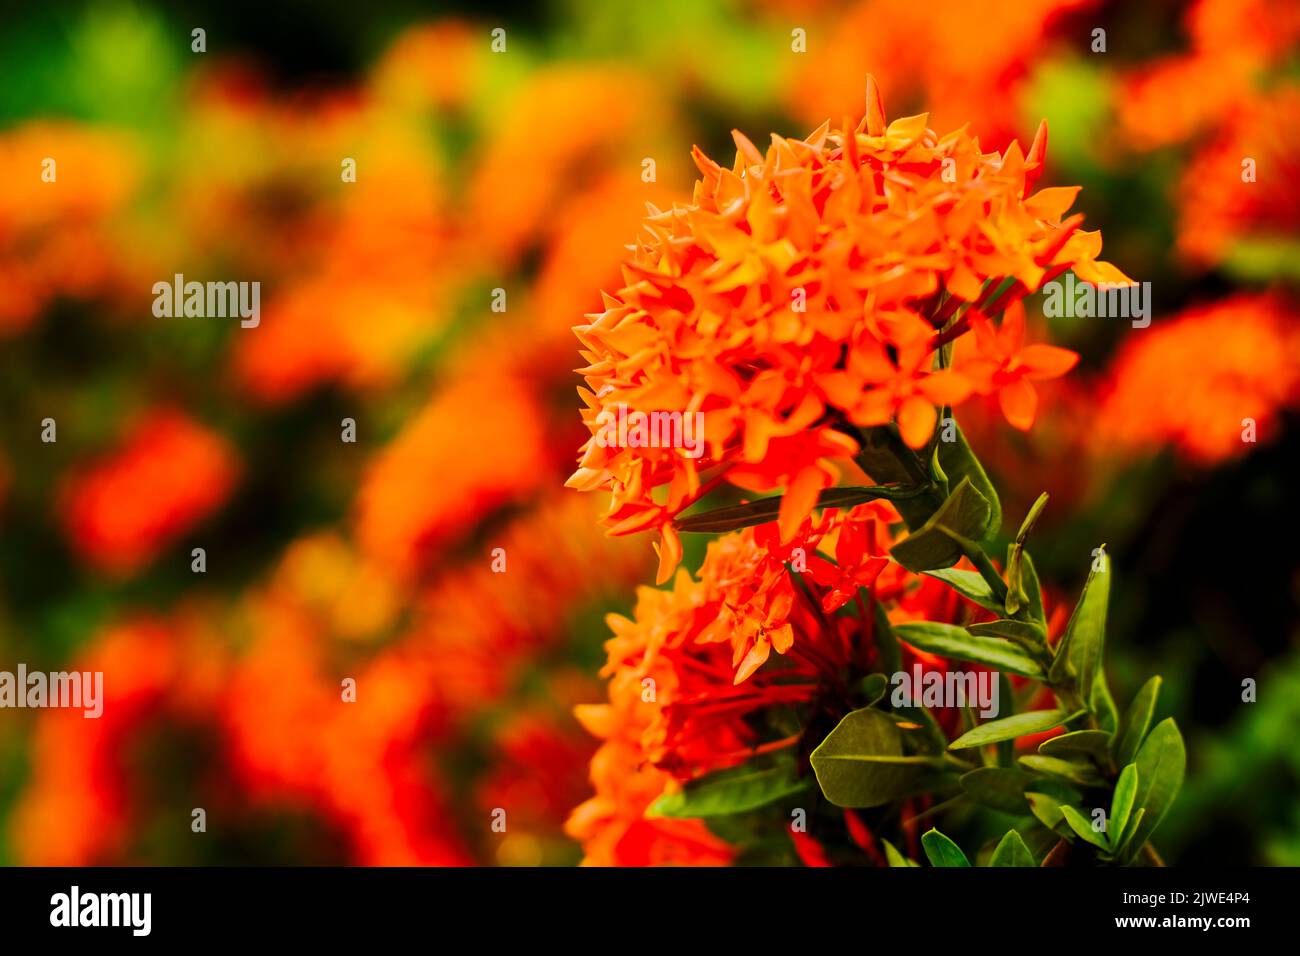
[999, 377, 1039, 430]
[897, 394, 938, 448]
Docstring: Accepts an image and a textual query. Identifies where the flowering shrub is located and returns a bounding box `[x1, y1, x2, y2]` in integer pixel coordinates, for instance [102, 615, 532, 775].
[3, 2, 1293, 871]
[569, 80, 1184, 867]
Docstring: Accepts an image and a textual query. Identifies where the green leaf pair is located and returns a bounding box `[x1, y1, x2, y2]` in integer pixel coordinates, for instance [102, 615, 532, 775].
[916, 827, 1035, 867]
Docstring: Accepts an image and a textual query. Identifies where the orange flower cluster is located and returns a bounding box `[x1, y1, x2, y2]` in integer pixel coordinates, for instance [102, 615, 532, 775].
[1176, 84, 1300, 268]
[1118, 0, 1300, 150]
[60, 408, 240, 575]
[1095, 295, 1300, 464]
[569, 80, 1127, 581]
[567, 502, 1036, 865]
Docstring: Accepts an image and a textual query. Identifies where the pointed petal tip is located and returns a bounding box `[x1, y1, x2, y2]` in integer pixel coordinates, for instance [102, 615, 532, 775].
[864, 74, 887, 136]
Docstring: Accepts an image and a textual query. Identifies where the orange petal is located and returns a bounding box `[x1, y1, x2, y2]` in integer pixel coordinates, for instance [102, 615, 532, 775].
[769, 622, 794, 654]
[1024, 119, 1048, 193]
[573, 704, 615, 739]
[918, 368, 973, 406]
[897, 394, 937, 448]
[735, 638, 772, 684]
[999, 300, 1026, 353]
[778, 466, 827, 544]
[654, 524, 683, 584]
[1024, 185, 1080, 223]
[864, 74, 887, 137]
[1017, 344, 1079, 380]
[999, 378, 1039, 430]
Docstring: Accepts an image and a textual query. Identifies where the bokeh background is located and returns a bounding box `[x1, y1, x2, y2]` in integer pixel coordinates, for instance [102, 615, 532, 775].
[0, 0, 1296, 865]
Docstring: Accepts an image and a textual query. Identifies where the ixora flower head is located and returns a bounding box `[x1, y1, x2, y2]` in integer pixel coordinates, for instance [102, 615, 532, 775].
[568, 80, 1182, 870]
[568, 77, 1129, 584]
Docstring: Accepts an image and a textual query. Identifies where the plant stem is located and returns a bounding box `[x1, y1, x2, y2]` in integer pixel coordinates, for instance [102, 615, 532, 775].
[962, 543, 1009, 605]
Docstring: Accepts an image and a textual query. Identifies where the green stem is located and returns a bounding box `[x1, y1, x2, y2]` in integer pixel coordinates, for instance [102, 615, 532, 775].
[962, 543, 1009, 606]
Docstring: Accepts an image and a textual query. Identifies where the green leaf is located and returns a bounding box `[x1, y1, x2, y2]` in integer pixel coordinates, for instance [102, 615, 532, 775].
[933, 417, 1002, 543]
[1059, 805, 1110, 850]
[928, 441, 950, 497]
[892, 704, 949, 755]
[949, 709, 1068, 750]
[872, 600, 902, 675]
[882, 839, 919, 868]
[647, 763, 812, 818]
[1092, 678, 1120, 734]
[810, 708, 929, 808]
[1126, 718, 1185, 852]
[1018, 755, 1107, 787]
[889, 477, 991, 571]
[1016, 493, 1050, 543]
[967, 619, 1047, 649]
[1109, 763, 1139, 849]
[860, 673, 890, 706]
[1019, 552, 1046, 624]
[1025, 779, 1083, 836]
[893, 622, 1044, 678]
[1026, 792, 1070, 835]
[960, 767, 1033, 814]
[989, 829, 1035, 867]
[1003, 494, 1047, 618]
[921, 828, 971, 867]
[1050, 548, 1110, 708]
[1005, 549, 1026, 616]
[853, 425, 947, 530]
[1115, 807, 1147, 861]
[674, 484, 930, 533]
[1114, 676, 1161, 767]
[1038, 729, 1112, 761]
[922, 568, 1002, 613]
[855, 419, 1000, 545]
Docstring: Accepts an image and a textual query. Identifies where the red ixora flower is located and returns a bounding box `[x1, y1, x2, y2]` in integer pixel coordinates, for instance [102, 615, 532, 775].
[566, 501, 1051, 865]
[568, 77, 1128, 581]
